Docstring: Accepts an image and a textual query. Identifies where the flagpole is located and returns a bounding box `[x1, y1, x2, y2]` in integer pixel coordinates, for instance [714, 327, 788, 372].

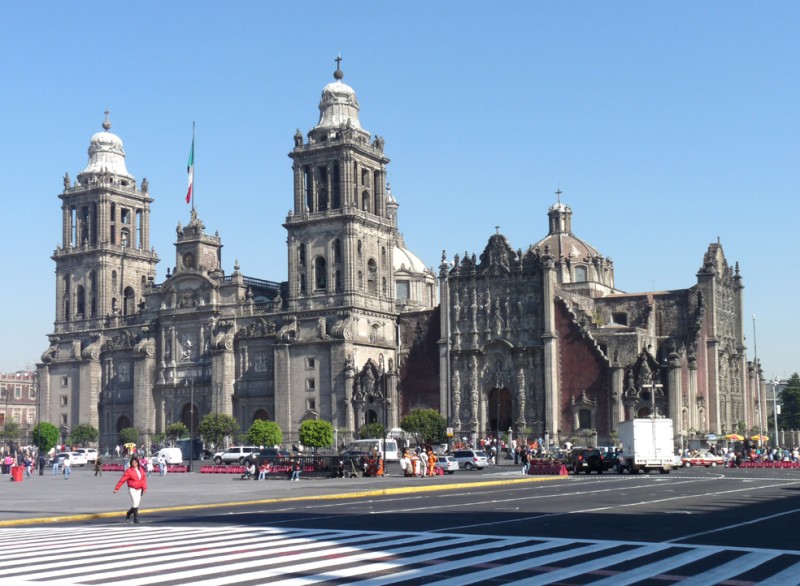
[191, 121, 196, 212]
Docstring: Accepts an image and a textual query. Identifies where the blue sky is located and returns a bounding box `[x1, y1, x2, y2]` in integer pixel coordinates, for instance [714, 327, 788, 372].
[1, 3, 797, 381]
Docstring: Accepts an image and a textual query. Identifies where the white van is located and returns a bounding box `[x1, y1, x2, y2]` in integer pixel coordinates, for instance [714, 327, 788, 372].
[152, 447, 183, 465]
[344, 439, 399, 462]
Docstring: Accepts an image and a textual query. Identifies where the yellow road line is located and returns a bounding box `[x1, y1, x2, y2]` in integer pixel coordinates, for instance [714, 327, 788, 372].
[0, 475, 566, 527]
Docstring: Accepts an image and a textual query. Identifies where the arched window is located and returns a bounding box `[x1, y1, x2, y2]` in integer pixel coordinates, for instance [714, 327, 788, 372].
[333, 239, 342, 263]
[367, 259, 377, 294]
[317, 167, 328, 211]
[298, 244, 306, 267]
[574, 266, 588, 282]
[89, 271, 97, 317]
[76, 285, 85, 317]
[123, 286, 135, 316]
[314, 257, 327, 290]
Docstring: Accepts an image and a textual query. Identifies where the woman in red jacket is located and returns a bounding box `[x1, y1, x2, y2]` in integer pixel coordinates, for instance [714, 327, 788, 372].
[113, 456, 147, 524]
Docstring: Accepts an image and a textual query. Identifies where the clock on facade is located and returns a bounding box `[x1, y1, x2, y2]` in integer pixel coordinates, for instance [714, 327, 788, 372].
[182, 252, 195, 269]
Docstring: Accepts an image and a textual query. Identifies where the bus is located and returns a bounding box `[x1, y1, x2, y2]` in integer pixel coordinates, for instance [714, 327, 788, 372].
[344, 439, 399, 462]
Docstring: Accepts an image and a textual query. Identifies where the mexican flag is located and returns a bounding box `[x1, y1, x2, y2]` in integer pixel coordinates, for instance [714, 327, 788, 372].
[185, 138, 194, 204]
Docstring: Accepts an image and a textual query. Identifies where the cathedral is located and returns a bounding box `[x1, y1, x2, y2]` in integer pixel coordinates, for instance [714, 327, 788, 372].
[38, 62, 764, 451]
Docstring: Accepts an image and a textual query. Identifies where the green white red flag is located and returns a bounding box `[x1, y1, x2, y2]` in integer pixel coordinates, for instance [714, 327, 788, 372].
[185, 137, 194, 204]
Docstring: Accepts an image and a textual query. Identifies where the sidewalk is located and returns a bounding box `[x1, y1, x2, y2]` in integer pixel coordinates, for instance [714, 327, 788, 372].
[0, 460, 535, 525]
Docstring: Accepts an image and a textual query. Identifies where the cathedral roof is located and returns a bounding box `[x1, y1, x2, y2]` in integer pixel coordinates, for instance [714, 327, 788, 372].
[393, 240, 430, 275]
[78, 112, 133, 180]
[529, 201, 602, 261]
[309, 60, 369, 140]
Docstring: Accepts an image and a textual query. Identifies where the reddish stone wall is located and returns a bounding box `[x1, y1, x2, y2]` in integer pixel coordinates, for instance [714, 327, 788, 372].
[555, 303, 611, 435]
[398, 308, 441, 416]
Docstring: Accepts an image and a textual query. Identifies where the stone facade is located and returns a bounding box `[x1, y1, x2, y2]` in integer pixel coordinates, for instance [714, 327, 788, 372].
[0, 371, 38, 446]
[38, 65, 436, 449]
[439, 202, 760, 448]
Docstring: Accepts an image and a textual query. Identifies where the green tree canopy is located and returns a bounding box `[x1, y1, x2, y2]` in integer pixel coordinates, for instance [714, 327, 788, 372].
[247, 419, 283, 447]
[780, 373, 800, 429]
[299, 419, 334, 450]
[165, 422, 189, 445]
[359, 422, 385, 439]
[33, 422, 60, 453]
[400, 408, 447, 446]
[2, 420, 20, 447]
[119, 427, 140, 446]
[71, 423, 99, 447]
[198, 413, 239, 450]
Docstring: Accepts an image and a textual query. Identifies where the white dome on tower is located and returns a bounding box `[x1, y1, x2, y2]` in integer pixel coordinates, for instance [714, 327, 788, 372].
[78, 112, 133, 182]
[309, 61, 370, 141]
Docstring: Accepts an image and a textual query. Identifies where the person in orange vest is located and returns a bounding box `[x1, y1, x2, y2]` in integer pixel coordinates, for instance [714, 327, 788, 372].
[428, 449, 437, 476]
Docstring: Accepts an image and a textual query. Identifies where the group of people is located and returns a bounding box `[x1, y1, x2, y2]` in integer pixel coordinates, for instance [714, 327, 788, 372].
[240, 459, 302, 481]
[399, 448, 438, 477]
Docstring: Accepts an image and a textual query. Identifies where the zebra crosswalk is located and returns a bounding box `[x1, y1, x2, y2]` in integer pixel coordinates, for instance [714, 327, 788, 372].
[1, 524, 798, 585]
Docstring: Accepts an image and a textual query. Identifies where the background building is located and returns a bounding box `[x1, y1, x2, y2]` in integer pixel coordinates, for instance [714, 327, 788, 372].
[0, 371, 38, 450]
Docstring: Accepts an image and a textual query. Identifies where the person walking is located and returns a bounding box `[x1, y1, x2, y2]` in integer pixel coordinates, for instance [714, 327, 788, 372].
[145, 456, 154, 478]
[157, 454, 167, 476]
[113, 456, 147, 524]
[38, 453, 45, 476]
[62, 453, 72, 480]
[94, 455, 103, 477]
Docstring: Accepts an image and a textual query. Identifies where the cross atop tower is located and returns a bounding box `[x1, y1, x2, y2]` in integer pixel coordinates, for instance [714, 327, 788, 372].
[555, 188, 562, 203]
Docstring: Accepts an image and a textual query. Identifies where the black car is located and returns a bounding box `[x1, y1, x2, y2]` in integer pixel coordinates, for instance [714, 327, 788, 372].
[602, 450, 622, 471]
[256, 448, 291, 466]
[567, 448, 604, 474]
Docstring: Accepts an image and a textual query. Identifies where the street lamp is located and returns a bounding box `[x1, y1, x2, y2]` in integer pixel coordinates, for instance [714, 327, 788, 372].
[379, 354, 388, 471]
[184, 374, 194, 472]
[772, 376, 780, 449]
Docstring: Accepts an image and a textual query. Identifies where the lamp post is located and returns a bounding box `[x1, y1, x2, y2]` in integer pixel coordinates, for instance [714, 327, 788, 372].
[184, 374, 194, 472]
[379, 354, 388, 470]
[772, 376, 780, 449]
[753, 315, 764, 449]
[1, 386, 8, 455]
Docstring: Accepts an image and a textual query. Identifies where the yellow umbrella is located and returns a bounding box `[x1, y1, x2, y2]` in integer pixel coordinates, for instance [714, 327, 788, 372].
[725, 434, 744, 441]
[750, 434, 768, 442]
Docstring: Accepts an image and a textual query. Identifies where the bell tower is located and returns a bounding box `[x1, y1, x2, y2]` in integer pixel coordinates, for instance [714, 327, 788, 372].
[53, 112, 159, 330]
[285, 60, 396, 313]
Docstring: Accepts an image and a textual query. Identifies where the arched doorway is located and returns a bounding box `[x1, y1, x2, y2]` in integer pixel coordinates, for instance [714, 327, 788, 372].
[116, 415, 131, 433]
[253, 409, 270, 422]
[181, 403, 200, 434]
[487, 388, 513, 437]
[366, 409, 379, 425]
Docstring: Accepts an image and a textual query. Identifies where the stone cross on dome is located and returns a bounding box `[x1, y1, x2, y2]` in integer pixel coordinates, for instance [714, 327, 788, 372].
[103, 109, 111, 131]
[334, 54, 343, 80]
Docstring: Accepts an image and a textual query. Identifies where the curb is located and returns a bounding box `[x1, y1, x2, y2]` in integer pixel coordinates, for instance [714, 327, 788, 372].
[0, 475, 566, 527]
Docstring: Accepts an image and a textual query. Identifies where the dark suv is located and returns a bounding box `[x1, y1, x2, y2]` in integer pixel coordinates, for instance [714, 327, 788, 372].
[256, 448, 291, 466]
[567, 448, 604, 474]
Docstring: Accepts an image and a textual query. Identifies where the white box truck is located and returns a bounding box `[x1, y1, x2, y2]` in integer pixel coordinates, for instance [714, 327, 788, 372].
[617, 418, 675, 474]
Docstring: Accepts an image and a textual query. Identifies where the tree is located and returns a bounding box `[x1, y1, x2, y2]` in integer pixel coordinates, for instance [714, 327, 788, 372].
[780, 373, 800, 429]
[2, 420, 20, 450]
[165, 423, 188, 445]
[32, 422, 60, 453]
[299, 419, 334, 451]
[119, 427, 140, 446]
[247, 420, 283, 447]
[198, 413, 239, 450]
[359, 422, 385, 439]
[400, 408, 447, 446]
[71, 423, 99, 447]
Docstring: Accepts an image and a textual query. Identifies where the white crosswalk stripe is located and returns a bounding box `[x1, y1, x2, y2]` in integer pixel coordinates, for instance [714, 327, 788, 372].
[1, 525, 799, 585]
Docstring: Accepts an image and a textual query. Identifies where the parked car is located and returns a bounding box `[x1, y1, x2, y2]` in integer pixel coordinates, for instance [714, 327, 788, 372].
[76, 448, 98, 463]
[566, 448, 604, 474]
[212, 446, 260, 466]
[52, 452, 87, 467]
[450, 450, 489, 470]
[256, 448, 292, 467]
[681, 451, 724, 468]
[436, 455, 459, 474]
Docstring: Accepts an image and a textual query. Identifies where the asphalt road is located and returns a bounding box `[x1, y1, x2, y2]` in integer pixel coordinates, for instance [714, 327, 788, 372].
[3, 464, 800, 584]
[7, 463, 799, 550]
